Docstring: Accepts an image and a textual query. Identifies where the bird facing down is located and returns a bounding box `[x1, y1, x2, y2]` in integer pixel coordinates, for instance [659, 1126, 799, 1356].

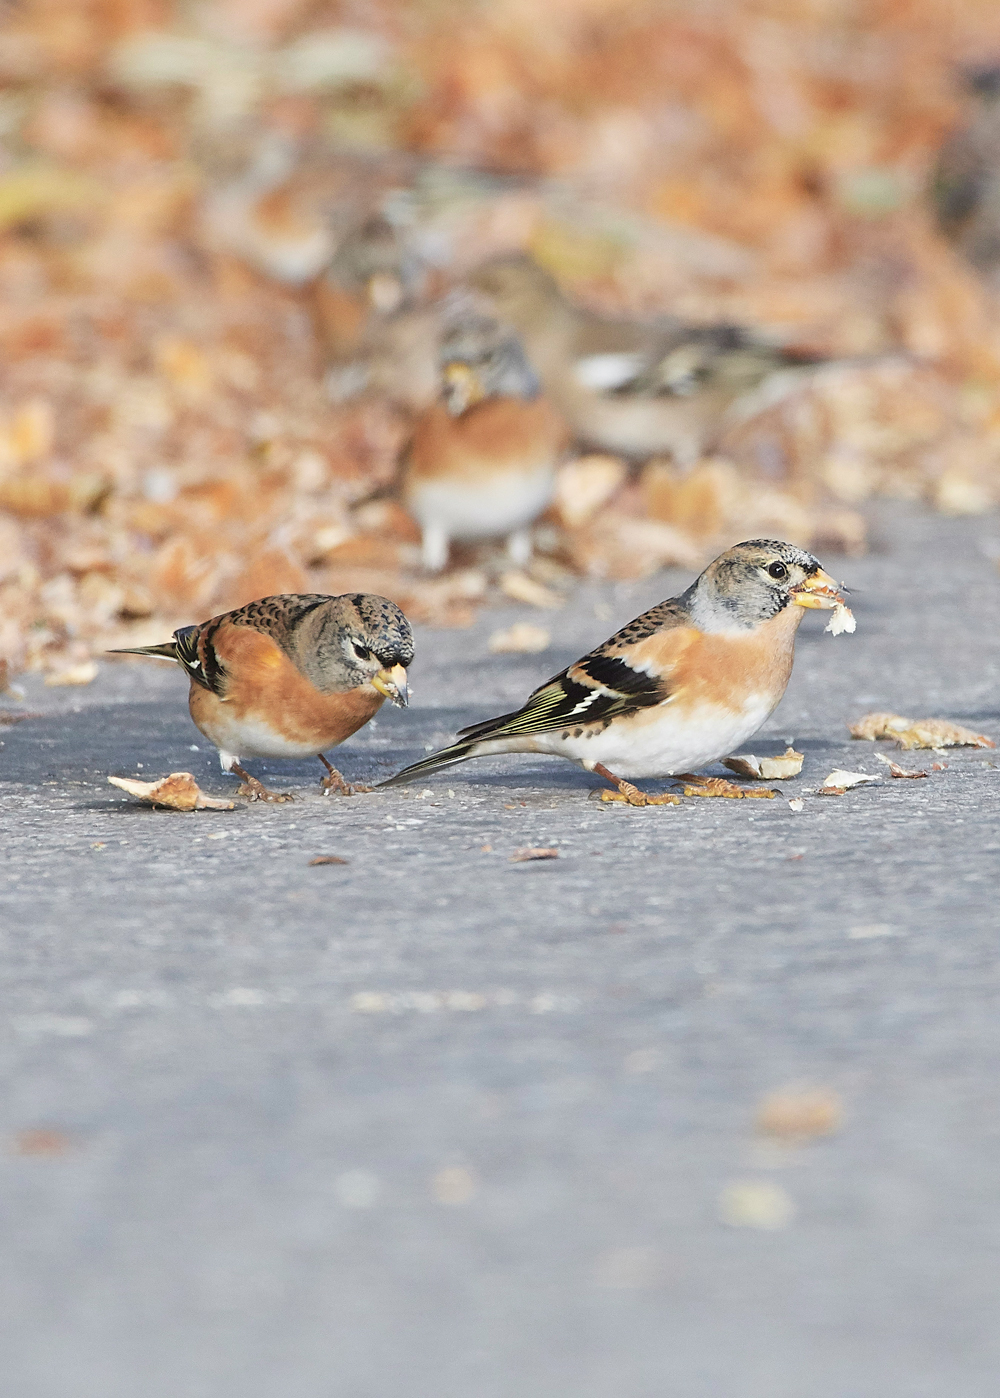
[112, 594, 413, 801]
[381, 541, 846, 804]
[401, 306, 570, 572]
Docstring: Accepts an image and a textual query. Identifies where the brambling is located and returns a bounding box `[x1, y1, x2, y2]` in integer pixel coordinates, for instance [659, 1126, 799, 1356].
[401, 308, 570, 571]
[471, 254, 818, 463]
[381, 540, 847, 805]
[112, 593, 412, 802]
[933, 66, 1000, 281]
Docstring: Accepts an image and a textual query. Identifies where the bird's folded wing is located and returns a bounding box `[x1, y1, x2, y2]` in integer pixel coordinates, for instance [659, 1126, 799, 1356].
[457, 650, 671, 742]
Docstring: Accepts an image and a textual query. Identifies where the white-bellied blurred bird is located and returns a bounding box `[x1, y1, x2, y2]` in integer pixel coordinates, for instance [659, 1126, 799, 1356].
[381, 540, 849, 804]
[471, 254, 821, 463]
[401, 305, 570, 571]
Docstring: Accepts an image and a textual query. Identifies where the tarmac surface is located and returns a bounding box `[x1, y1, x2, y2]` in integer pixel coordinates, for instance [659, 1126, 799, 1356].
[2, 503, 999, 1397]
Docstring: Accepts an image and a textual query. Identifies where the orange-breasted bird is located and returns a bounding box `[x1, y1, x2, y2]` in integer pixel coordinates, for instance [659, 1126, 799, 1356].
[112, 593, 413, 801]
[401, 307, 570, 571]
[381, 541, 849, 804]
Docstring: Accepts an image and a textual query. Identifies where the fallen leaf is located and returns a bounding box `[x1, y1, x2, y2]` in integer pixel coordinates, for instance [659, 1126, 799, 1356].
[510, 847, 559, 861]
[723, 746, 803, 780]
[849, 712, 994, 749]
[552, 454, 627, 528]
[431, 1166, 476, 1205]
[822, 769, 880, 791]
[756, 1087, 842, 1141]
[13, 1128, 72, 1157]
[499, 570, 563, 609]
[45, 660, 98, 687]
[719, 1180, 795, 1230]
[875, 754, 929, 778]
[488, 622, 551, 654]
[895, 719, 994, 750]
[0, 710, 35, 726]
[848, 711, 909, 741]
[848, 923, 900, 939]
[107, 772, 234, 810]
[308, 855, 349, 865]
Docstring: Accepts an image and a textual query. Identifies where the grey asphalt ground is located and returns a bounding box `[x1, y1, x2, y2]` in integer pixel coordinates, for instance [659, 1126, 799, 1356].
[2, 502, 1000, 1398]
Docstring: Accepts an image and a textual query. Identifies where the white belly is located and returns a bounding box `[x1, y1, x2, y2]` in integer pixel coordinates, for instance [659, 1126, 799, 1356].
[198, 710, 329, 763]
[406, 465, 555, 541]
[529, 694, 779, 779]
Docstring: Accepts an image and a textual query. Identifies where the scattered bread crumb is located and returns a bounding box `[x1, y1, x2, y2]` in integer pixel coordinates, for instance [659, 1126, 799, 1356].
[821, 769, 880, 792]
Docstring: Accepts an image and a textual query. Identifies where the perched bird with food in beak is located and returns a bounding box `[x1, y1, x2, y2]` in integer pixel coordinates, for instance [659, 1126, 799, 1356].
[112, 593, 412, 801]
[382, 541, 849, 804]
[401, 305, 570, 571]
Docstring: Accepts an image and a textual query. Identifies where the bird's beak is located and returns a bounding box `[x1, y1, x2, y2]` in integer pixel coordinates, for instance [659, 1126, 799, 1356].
[372, 664, 408, 708]
[789, 568, 844, 609]
[442, 361, 483, 414]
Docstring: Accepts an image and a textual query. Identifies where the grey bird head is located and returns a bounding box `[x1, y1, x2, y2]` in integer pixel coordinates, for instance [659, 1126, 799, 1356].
[294, 594, 413, 704]
[685, 539, 839, 631]
[438, 310, 541, 415]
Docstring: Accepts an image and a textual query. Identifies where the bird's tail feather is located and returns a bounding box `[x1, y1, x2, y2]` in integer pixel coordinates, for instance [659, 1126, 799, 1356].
[378, 738, 481, 788]
[107, 642, 179, 661]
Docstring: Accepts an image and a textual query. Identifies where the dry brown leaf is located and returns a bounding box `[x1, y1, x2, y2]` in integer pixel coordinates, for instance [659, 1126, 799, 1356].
[499, 571, 563, 609]
[13, 1128, 72, 1157]
[566, 513, 702, 580]
[849, 712, 994, 749]
[510, 847, 559, 861]
[309, 855, 350, 866]
[875, 754, 929, 779]
[552, 455, 627, 528]
[108, 772, 235, 811]
[848, 712, 910, 741]
[895, 719, 995, 750]
[723, 746, 803, 780]
[756, 1088, 842, 1142]
[488, 622, 550, 654]
[44, 660, 98, 686]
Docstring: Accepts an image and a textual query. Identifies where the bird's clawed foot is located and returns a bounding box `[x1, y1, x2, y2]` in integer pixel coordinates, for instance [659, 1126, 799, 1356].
[231, 764, 293, 803]
[319, 756, 370, 797]
[673, 774, 777, 800]
[593, 763, 681, 807]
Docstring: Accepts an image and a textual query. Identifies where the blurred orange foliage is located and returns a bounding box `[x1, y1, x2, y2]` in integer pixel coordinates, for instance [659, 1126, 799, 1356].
[1, 0, 1000, 673]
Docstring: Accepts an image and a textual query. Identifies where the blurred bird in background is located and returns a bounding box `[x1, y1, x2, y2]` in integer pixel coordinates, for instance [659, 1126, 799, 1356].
[933, 65, 1000, 284]
[401, 300, 570, 571]
[471, 255, 822, 464]
[316, 210, 441, 409]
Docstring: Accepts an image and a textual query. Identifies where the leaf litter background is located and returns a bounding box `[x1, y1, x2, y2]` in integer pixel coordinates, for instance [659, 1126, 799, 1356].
[2, 0, 1000, 679]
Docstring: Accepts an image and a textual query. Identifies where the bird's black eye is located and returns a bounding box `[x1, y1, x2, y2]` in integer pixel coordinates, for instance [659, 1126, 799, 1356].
[352, 642, 372, 661]
[767, 561, 788, 581]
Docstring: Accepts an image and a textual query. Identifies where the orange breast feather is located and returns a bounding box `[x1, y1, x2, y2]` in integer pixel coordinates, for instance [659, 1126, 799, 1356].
[406, 396, 567, 485]
[188, 624, 383, 751]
